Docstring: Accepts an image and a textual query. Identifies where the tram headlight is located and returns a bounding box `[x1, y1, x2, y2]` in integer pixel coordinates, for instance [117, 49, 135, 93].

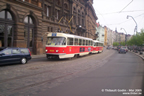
[46, 50, 48, 52]
[56, 50, 59, 52]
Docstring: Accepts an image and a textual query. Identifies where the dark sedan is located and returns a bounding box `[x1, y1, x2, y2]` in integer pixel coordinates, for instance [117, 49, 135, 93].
[118, 48, 126, 54]
[0, 47, 31, 65]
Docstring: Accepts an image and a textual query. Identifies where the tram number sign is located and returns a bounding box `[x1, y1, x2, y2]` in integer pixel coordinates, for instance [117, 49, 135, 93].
[52, 33, 57, 36]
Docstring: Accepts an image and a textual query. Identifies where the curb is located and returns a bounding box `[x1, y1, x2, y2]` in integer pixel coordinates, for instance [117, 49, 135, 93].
[31, 54, 46, 59]
[129, 51, 144, 60]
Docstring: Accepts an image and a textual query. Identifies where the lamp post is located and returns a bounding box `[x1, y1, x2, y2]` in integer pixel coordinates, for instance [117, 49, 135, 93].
[127, 15, 137, 35]
[120, 28, 127, 44]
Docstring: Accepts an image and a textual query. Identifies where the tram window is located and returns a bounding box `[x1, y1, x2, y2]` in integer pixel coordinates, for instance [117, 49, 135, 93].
[89, 41, 92, 46]
[93, 42, 95, 46]
[94, 43, 96, 46]
[67, 38, 73, 45]
[75, 38, 79, 45]
[62, 38, 66, 45]
[83, 40, 85, 45]
[86, 40, 89, 46]
[79, 39, 83, 45]
[96, 43, 98, 46]
[89, 41, 90, 46]
[46, 37, 66, 45]
[91, 41, 92, 46]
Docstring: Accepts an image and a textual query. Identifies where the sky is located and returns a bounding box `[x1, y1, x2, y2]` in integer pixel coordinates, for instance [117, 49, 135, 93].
[93, 0, 144, 35]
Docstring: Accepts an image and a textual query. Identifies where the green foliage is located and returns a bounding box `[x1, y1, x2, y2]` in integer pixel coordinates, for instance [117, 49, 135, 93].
[112, 29, 144, 46]
[113, 42, 119, 46]
[126, 29, 144, 46]
[120, 41, 126, 46]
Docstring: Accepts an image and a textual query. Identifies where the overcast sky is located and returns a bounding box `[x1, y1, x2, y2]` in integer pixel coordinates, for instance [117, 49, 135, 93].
[93, 0, 144, 35]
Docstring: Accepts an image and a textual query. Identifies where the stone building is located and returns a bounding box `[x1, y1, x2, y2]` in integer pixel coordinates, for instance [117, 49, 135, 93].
[0, 0, 97, 54]
[0, 0, 43, 54]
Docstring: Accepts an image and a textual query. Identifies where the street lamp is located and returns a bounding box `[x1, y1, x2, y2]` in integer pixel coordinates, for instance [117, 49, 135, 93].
[127, 15, 137, 34]
[120, 28, 127, 44]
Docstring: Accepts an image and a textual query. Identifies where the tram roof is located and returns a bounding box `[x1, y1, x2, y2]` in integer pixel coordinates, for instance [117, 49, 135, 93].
[93, 40, 99, 42]
[93, 40, 103, 43]
[47, 32, 93, 40]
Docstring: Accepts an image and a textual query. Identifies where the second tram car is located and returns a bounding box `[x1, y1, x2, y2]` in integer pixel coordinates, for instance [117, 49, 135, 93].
[45, 32, 103, 59]
[92, 40, 103, 53]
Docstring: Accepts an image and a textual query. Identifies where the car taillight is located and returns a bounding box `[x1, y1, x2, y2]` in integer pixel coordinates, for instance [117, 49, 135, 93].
[28, 49, 31, 56]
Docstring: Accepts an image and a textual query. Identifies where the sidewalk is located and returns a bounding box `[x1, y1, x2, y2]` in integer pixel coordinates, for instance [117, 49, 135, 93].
[31, 54, 46, 59]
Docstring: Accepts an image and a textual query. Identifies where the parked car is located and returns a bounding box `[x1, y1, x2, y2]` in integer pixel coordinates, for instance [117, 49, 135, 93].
[113, 47, 117, 50]
[118, 48, 126, 54]
[106, 46, 111, 49]
[0, 47, 31, 65]
[121, 46, 128, 52]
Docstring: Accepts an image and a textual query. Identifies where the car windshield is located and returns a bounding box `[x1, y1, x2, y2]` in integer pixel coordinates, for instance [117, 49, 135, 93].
[46, 37, 66, 45]
[121, 46, 127, 49]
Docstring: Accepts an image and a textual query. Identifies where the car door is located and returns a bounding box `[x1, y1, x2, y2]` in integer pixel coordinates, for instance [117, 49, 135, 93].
[11, 48, 22, 63]
[0, 49, 12, 64]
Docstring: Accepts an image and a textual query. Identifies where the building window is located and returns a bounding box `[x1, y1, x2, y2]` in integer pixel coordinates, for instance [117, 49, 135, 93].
[24, 15, 35, 52]
[47, 7, 49, 17]
[64, 3, 68, 9]
[55, 9, 60, 20]
[56, 0, 61, 5]
[47, 27, 50, 31]
[51, 27, 53, 32]
[73, 7, 76, 11]
[82, 19, 84, 26]
[44, 5, 51, 17]
[78, 17, 80, 25]
[0, 10, 14, 47]
[73, 16, 76, 24]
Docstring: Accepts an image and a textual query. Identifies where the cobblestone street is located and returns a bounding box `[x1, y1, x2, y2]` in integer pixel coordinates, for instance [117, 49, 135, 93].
[0, 48, 115, 96]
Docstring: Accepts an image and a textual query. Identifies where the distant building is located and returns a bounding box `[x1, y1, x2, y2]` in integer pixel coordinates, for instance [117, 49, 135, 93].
[96, 23, 105, 44]
[126, 34, 132, 41]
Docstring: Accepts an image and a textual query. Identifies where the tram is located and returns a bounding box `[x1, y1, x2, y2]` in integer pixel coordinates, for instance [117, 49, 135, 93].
[92, 40, 103, 53]
[45, 32, 103, 59]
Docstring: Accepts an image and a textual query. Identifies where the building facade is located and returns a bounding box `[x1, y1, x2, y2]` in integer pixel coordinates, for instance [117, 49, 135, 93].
[96, 25, 105, 44]
[0, 0, 43, 54]
[0, 0, 97, 54]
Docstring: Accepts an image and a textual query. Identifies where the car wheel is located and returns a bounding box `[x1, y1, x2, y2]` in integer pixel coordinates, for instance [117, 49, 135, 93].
[21, 58, 27, 64]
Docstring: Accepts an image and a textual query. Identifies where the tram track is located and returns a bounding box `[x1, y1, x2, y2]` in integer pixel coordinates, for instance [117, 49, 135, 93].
[8, 51, 115, 93]
[0, 49, 116, 96]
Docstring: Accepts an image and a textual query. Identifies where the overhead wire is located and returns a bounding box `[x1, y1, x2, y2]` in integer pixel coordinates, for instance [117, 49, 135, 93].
[105, 13, 144, 26]
[119, 0, 133, 13]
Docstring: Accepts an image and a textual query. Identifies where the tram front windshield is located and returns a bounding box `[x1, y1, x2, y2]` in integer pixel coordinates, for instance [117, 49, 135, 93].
[46, 37, 66, 45]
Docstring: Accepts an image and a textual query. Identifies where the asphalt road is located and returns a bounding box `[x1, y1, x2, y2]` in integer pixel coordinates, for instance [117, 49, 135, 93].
[35, 51, 144, 96]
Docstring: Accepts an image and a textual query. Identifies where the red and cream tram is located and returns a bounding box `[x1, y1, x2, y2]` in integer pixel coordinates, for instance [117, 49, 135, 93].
[92, 40, 103, 53]
[45, 32, 103, 59]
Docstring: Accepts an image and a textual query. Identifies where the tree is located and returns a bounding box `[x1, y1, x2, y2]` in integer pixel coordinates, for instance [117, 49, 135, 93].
[126, 29, 144, 46]
[113, 42, 119, 46]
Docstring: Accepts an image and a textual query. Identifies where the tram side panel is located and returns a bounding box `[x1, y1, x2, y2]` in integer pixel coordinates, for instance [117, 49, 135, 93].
[46, 46, 93, 59]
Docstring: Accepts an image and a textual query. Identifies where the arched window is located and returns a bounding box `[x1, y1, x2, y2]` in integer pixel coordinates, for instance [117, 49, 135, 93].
[24, 16, 34, 52]
[0, 10, 14, 47]
[64, 3, 68, 9]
